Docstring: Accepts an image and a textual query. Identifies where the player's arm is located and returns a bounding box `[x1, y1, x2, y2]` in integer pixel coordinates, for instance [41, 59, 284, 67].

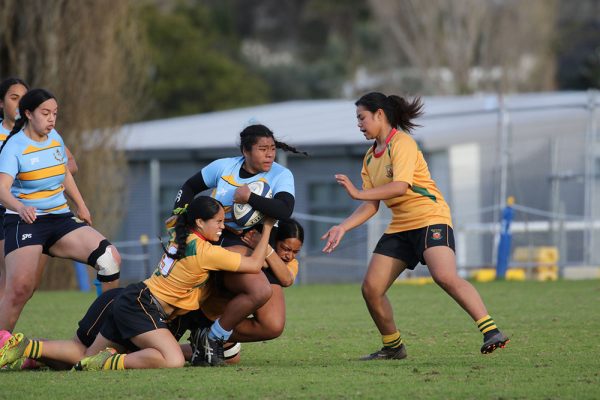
[241, 230, 294, 287]
[264, 246, 294, 287]
[65, 146, 78, 176]
[335, 174, 408, 201]
[321, 200, 379, 253]
[0, 172, 36, 223]
[63, 169, 92, 225]
[236, 218, 276, 273]
[246, 191, 294, 220]
[172, 171, 209, 212]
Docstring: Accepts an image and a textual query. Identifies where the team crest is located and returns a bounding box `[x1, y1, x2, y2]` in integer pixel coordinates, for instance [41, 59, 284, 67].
[53, 149, 64, 162]
[431, 229, 443, 240]
[385, 164, 393, 178]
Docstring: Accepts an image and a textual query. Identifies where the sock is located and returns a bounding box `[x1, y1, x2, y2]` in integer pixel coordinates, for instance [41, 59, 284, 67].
[382, 331, 403, 349]
[102, 354, 126, 370]
[0, 330, 11, 347]
[476, 315, 499, 339]
[208, 319, 232, 341]
[23, 340, 43, 359]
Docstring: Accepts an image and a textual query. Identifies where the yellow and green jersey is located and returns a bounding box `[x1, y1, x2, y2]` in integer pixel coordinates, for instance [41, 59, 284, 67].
[361, 129, 452, 233]
[144, 230, 241, 314]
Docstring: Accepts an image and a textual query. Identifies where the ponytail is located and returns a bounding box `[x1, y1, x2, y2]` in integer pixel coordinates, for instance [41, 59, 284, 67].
[169, 214, 189, 260]
[355, 92, 424, 134]
[274, 140, 308, 156]
[386, 95, 424, 133]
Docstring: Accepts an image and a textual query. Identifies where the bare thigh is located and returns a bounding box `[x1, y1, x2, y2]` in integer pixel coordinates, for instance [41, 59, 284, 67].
[49, 226, 119, 264]
[363, 253, 408, 295]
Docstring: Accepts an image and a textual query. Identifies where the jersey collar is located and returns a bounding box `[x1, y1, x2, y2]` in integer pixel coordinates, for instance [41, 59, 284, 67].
[372, 128, 398, 158]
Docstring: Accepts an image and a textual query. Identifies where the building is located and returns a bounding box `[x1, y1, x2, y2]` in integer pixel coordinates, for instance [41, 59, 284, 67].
[115, 91, 600, 283]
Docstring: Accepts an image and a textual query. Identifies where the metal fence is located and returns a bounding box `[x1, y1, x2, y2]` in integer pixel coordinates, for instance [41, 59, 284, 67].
[116, 91, 600, 284]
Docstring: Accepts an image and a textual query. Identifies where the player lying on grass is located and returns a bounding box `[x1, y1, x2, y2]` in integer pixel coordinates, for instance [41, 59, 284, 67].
[186, 218, 304, 364]
[0, 219, 304, 370]
[0, 288, 242, 371]
[0, 196, 274, 370]
[0, 218, 305, 371]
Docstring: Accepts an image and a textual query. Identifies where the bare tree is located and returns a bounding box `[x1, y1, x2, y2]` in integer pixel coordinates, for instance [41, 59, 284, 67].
[0, 0, 147, 289]
[368, 0, 557, 94]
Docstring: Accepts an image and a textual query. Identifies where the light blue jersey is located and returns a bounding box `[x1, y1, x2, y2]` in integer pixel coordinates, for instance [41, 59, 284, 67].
[0, 121, 9, 141]
[0, 129, 70, 214]
[201, 156, 295, 231]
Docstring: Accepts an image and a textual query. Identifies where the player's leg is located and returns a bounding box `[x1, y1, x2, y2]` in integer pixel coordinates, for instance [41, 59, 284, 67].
[48, 225, 120, 291]
[424, 245, 509, 353]
[229, 283, 285, 342]
[78, 330, 182, 370]
[359, 252, 408, 360]
[219, 271, 271, 331]
[123, 329, 185, 369]
[0, 246, 44, 331]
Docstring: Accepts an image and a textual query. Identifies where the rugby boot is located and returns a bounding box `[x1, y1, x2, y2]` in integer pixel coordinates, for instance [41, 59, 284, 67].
[481, 331, 510, 354]
[360, 343, 407, 361]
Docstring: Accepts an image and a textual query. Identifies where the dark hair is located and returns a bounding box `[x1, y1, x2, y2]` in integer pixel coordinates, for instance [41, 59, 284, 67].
[270, 218, 304, 245]
[0, 88, 56, 155]
[0, 77, 29, 120]
[355, 92, 424, 134]
[168, 196, 223, 260]
[239, 124, 308, 156]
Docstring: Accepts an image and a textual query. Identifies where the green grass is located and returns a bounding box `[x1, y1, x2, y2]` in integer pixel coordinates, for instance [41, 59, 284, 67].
[1, 280, 600, 399]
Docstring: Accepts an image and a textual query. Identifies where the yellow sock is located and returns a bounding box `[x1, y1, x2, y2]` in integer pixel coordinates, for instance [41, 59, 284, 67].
[23, 340, 43, 359]
[476, 314, 498, 335]
[102, 354, 126, 370]
[382, 331, 402, 349]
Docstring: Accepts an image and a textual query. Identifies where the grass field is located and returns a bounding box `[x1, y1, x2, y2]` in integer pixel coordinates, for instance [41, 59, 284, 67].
[1, 280, 599, 399]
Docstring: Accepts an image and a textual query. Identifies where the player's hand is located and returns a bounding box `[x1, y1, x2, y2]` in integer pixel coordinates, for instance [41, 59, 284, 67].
[335, 174, 361, 199]
[17, 204, 37, 224]
[76, 204, 93, 226]
[241, 229, 261, 249]
[321, 225, 346, 253]
[234, 185, 251, 203]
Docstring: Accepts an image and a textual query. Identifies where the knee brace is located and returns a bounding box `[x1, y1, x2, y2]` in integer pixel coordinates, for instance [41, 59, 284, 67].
[87, 239, 120, 282]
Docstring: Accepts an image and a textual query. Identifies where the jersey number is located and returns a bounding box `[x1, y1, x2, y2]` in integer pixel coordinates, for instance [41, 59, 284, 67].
[156, 245, 177, 277]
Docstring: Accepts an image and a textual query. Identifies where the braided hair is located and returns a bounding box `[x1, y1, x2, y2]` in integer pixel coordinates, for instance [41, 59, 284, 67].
[355, 92, 424, 134]
[167, 196, 223, 260]
[240, 124, 308, 157]
[271, 218, 304, 245]
[0, 88, 55, 155]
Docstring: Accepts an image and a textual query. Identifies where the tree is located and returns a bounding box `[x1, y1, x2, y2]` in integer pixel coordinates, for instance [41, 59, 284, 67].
[367, 0, 557, 94]
[140, 1, 269, 119]
[0, 0, 146, 289]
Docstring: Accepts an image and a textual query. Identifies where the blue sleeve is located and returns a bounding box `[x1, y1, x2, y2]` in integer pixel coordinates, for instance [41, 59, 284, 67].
[200, 158, 231, 188]
[273, 168, 295, 196]
[0, 140, 19, 178]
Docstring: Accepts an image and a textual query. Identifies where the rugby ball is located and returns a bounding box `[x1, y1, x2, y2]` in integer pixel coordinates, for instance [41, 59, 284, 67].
[224, 342, 241, 364]
[233, 181, 273, 228]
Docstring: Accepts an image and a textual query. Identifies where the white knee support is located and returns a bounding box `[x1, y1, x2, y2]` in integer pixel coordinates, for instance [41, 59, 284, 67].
[87, 239, 120, 282]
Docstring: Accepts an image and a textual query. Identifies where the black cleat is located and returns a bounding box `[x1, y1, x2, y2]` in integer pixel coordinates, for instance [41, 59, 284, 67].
[481, 331, 510, 354]
[360, 343, 407, 361]
[189, 328, 225, 367]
